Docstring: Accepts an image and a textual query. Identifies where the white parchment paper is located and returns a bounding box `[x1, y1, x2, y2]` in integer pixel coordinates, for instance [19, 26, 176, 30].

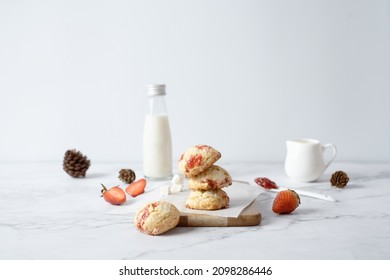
[107, 181, 263, 218]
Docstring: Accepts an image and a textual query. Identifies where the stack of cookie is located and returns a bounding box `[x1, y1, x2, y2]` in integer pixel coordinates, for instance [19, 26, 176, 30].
[178, 145, 232, 210]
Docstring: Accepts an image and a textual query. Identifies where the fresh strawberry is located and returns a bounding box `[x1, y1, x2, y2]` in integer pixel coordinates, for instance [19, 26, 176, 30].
[126, 178, 146, 197]
[100, 184, 126, 205]
[272, 189, 300, 214]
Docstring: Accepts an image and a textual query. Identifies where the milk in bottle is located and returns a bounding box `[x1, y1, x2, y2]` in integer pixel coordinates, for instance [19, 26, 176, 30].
[143, 84, 173, 180]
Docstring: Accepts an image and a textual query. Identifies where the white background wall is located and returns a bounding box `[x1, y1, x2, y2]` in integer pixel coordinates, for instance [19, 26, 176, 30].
[1, 0, 389, 163]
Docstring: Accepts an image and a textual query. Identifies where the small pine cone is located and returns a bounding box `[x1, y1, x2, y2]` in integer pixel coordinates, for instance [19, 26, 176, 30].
[63, 149, 91, 178]
[119, 169, 136, 184]
[330, 171, 349, 188]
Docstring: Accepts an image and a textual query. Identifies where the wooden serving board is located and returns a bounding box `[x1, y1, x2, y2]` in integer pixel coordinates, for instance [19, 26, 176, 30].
[177, 202, 261, 227]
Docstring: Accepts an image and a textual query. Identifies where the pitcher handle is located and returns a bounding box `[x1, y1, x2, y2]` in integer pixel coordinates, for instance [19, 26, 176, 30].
[322, 143, 337, 169]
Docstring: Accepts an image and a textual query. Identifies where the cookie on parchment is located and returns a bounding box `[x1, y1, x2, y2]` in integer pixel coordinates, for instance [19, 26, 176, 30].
[189, 165, 232, 191]
[185, 189, 229, 210]
[178, 144, 221, 178]
[134, 201, 180, 235]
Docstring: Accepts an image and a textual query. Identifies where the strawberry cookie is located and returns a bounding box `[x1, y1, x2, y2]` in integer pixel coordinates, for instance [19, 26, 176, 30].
[134, 201, 180, 235]
[185, 189, 229, 210]
[189, 165, 232, 191]
[178, 144, 221, 178]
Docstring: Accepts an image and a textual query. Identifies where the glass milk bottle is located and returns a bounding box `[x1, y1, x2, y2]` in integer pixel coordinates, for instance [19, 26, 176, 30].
[143, 84, 173, 180]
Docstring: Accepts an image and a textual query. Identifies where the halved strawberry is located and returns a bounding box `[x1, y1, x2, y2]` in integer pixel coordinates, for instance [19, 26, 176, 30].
[272, 189, 300, 214]
[126, 178, 146, 197]
[101, 184, 126, 205]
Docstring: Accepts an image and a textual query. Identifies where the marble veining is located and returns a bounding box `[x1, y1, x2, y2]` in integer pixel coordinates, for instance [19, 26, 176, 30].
[0, 162, 389, 260]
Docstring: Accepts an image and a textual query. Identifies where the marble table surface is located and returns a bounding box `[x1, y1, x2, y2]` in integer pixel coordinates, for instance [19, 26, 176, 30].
[1, 161, 389, 260]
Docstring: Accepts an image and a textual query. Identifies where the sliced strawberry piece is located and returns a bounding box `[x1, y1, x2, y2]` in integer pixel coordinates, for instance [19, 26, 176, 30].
[126, 178, 146, 197]
[101, 184, 126, 205]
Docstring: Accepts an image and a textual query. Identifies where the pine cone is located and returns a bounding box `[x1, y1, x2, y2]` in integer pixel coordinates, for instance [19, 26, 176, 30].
[119, 169, 136, 184]
[63, 149, 91, 178]
[330, 171, 349, 188]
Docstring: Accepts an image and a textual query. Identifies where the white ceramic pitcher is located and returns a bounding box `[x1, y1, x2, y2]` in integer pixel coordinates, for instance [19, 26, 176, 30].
[284, 138, 337, 182]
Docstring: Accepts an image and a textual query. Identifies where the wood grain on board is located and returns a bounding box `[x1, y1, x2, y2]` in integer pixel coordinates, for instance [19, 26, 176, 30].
[177, 202, 261, 227]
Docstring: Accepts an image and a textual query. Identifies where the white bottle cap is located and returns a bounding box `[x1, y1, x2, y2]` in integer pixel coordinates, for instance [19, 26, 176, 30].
[147, 84, 166, 96]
